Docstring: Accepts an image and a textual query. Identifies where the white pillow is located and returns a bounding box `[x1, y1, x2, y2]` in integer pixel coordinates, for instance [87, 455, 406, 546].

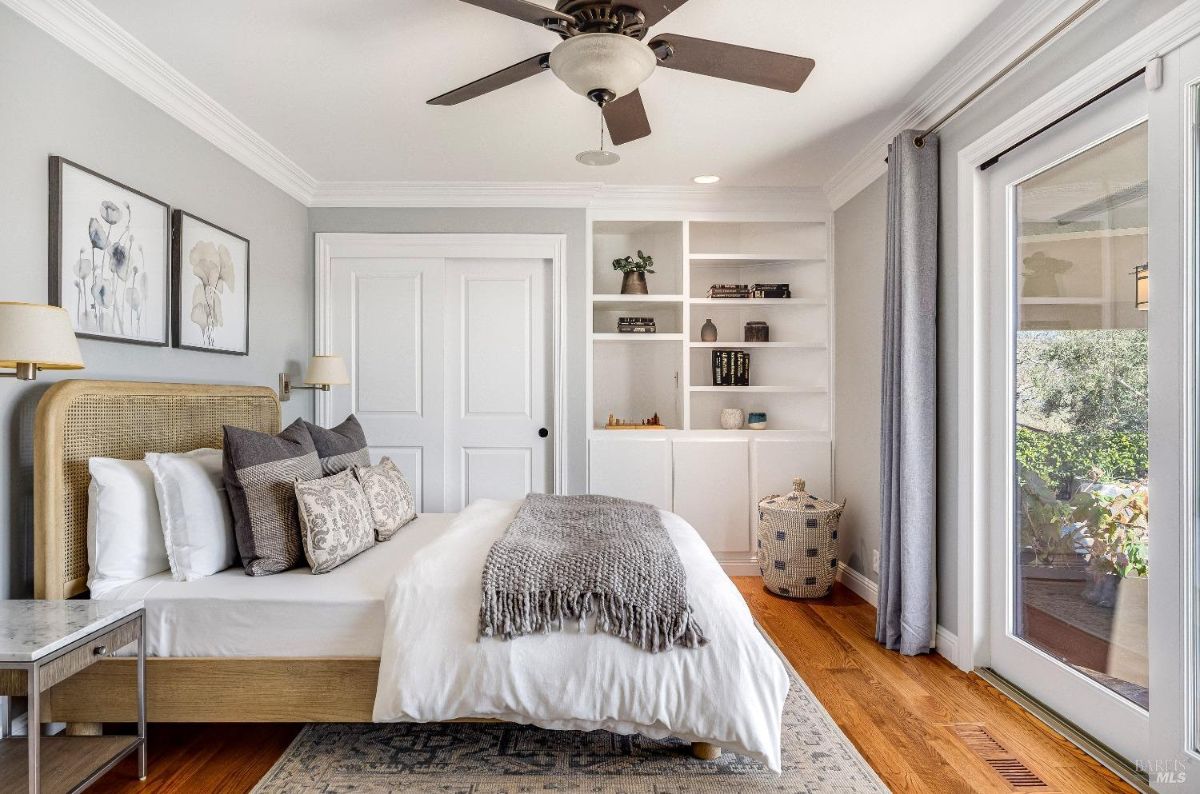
[87, 457, 170, 598]
[144, 448, 237, 581]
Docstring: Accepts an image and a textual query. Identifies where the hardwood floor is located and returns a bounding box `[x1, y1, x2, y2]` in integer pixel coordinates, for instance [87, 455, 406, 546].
[88, 579, 1133, 793]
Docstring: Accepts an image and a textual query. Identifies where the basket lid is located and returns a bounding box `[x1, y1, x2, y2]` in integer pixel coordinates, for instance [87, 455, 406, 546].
[758, 477, 843, 512]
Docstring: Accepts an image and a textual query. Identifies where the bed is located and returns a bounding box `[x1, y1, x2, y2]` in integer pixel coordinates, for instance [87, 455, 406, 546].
[34, 380, 788, 767]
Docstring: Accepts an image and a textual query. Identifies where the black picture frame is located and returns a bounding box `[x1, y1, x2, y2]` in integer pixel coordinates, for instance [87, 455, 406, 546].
[171, 209, 250, 356]
[48, 156, 172, 346]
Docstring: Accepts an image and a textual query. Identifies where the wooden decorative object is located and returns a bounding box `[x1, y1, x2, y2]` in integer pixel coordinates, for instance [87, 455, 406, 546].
[605, 413, 668, 430]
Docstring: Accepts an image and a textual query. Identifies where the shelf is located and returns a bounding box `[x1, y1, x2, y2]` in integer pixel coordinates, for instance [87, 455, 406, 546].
[689, 386, 829, 394]
[0, 735, 142, 794]
[1017, 226, 1147, 244]
[1019, 297, 1106, 305]
[593, 333, 684, 341]
[690, 298, 826, 306]
[593, 294, 684, 303]
[689, 254, 825, 264]
[688, 341, 826, 349]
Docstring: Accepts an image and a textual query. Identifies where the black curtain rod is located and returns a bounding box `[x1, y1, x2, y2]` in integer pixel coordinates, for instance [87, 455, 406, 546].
[978, 68, 1145, 171]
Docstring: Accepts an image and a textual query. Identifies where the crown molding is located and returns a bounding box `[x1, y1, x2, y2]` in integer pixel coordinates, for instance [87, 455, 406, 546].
[823, 0, 1087, 209]
[310, 181, 829, 213]
[1, 0, 320, 204]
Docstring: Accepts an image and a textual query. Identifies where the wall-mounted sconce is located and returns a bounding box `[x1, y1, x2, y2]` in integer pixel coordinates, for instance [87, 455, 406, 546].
[0, 302, 84, 380]
[279, 355, 349, 402]
[1134, 262, 1148, 311]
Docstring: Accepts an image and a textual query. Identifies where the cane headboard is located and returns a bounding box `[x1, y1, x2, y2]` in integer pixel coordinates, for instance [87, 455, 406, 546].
[34, 380, 280, 599]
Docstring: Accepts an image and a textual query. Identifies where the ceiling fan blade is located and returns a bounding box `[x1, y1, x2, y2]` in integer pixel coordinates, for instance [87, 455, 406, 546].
[456, 0, 573, 27]
[428, 53, 550, 105]
[603, 90, 652, 145]
[650, 34, 815, 93]
[629, 0, 690, 26]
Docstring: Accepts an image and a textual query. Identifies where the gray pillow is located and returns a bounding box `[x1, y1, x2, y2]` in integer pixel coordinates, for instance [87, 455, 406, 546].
[223, 419, 321, 576]
[294, 470, 375, 574]
[354, 457, 417, 541]
[304, 414, 370, 475]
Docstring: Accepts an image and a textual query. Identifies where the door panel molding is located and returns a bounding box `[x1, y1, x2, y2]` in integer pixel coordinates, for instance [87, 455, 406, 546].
[315, 233, 568, 496]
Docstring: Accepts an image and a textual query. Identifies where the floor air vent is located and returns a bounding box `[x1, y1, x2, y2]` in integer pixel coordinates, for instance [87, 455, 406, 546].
[945, 723, 1051, 790]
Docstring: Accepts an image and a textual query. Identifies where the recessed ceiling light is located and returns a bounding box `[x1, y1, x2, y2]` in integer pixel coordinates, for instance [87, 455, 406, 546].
[693, 175, 721, 184]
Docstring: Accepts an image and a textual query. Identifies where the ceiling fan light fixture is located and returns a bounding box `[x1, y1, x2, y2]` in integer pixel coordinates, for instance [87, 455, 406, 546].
[550, 33, 656, 102]
[576, 149, 621, 166]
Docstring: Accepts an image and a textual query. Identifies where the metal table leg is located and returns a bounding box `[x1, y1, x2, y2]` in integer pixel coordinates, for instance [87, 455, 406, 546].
[137, 614, 146, 781]
[27, 663, 39, 794]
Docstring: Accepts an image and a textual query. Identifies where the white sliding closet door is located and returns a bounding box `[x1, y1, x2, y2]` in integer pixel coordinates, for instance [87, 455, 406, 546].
[329, 256, 445, 512]
[442, 258, 551, 511]
[322, 237, 556, 513]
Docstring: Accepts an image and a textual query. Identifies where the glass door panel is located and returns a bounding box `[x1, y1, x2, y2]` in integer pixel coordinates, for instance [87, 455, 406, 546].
[1013, 122, 1149, 709]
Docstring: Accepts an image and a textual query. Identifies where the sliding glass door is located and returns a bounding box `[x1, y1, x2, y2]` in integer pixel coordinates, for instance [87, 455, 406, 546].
[985, 80, 1150, 763]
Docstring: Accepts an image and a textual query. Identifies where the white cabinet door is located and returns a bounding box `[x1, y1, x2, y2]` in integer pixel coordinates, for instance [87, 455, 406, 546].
[588, 438, 672, 510]
[751, 438, 832, 504]
[672, 439, 750, 559]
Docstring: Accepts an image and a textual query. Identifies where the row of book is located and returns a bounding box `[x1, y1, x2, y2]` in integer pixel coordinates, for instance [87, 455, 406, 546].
[617, 316, 656, 334]
[712, 349, 751, 386]
[705, 283, 792, 299]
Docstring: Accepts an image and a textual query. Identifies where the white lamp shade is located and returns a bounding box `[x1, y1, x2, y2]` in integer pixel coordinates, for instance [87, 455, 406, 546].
[0, 302, 84, 370]
[550, 33, 656, 99]
[304, 355, 349, 386]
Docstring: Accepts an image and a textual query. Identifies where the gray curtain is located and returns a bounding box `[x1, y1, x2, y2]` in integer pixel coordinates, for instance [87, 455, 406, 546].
[876, 130, 939, 656]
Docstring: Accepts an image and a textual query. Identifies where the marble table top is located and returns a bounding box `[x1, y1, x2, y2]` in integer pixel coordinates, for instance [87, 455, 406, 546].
[0, 600, 144, 662]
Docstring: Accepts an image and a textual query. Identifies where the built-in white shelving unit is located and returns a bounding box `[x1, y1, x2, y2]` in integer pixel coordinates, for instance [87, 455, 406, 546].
[585, 212, 834, 574]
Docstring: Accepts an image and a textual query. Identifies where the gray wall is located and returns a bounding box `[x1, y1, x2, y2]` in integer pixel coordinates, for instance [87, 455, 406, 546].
[831, 0, 1183, 634]
[307, 208, 589, 496]
[832, 175, 888, 583]
[0, 6, 314, 599]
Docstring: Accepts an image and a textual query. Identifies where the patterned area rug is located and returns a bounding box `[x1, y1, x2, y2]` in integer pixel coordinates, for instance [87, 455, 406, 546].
[253, 633, 885, 793]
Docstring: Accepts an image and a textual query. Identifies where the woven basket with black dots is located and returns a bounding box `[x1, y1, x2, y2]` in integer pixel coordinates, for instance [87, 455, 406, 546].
[757, 478, 846, 599]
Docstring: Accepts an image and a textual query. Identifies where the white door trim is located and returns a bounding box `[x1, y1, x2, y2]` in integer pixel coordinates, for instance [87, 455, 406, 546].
[314, 232, 568, 495]
[951, 4, 1200, 674]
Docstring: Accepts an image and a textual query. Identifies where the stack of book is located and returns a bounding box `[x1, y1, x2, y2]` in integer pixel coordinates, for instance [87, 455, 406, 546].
[707, 283, 751, 299]
[617, 317, 656, 333]
[711, 350, 751, 386]
[750, 283, 791, 298]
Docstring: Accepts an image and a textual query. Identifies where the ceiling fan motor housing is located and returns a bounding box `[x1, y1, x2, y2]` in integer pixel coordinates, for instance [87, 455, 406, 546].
[549, 33, 656, 104]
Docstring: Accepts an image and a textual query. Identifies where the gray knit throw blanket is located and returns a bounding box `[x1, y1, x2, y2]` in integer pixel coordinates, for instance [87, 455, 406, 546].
[478, 494, 707, 653]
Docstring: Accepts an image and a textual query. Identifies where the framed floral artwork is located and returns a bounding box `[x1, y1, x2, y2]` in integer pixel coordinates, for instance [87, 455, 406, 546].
[172, 210, 249, 355]
[49, 156, 171, 345]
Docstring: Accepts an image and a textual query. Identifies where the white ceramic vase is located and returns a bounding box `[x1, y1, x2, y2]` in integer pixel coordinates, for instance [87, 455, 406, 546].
[720, 408, 745, 430]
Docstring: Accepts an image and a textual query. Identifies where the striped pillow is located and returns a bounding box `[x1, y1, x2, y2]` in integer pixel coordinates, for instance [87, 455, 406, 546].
[304, 415, 370, 475]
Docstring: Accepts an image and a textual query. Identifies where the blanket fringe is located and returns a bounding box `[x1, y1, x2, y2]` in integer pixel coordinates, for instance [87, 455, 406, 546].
[479, 590, 708, 653]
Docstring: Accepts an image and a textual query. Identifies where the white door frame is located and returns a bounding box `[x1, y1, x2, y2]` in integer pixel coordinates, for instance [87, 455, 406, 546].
[313, 232, 569, 495]
[951, 3, 1200, 676]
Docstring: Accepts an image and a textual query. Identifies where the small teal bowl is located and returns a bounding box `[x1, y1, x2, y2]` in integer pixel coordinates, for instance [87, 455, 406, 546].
[748, 412, 767, 424]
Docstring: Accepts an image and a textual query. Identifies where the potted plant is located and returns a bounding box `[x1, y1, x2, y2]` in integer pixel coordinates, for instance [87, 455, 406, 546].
[613, 250, 655, 295]
[1072, 477, 1148, 608]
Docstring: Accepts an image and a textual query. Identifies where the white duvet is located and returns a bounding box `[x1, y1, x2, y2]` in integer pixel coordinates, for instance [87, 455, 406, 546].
[373, 498, 791, 771]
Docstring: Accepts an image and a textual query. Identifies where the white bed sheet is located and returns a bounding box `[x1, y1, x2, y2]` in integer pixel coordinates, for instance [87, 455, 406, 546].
[98, 513, 455, 658]
[373, 499, 791, 771]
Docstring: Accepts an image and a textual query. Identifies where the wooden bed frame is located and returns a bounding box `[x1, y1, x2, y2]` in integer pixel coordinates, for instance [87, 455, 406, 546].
[33, 379, 721, 760]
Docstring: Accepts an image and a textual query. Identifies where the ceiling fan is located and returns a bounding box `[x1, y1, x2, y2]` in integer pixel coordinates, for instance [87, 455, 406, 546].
[428, 0, 816, 146]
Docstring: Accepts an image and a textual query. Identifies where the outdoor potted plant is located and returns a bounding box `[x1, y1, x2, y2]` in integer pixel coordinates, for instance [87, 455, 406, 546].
[1074, 477, 1148, 608]
[613, 250, 655, 295]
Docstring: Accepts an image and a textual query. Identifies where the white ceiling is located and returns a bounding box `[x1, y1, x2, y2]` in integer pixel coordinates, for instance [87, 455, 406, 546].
[90, 0, 1007, 187]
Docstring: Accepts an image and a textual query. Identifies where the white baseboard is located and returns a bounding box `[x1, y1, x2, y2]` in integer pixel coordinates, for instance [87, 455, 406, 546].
[834, 563, 960, 665]
[835, 562, 878, 607]
[934, 625, 960, 667]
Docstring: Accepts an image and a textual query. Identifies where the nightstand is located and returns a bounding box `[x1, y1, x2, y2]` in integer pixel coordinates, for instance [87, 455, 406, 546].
[0, 600, 146, 793]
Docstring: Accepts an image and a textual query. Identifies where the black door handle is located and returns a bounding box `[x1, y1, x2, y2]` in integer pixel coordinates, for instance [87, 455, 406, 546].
[538, 428, 549, 438]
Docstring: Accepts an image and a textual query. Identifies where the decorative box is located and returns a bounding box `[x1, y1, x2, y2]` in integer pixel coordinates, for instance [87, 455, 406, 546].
[744, 321, 769, 342]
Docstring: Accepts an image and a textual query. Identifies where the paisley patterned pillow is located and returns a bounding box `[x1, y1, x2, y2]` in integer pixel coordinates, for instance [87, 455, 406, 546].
[354, 457, 417, 541]
[293, 470, 375, 574]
